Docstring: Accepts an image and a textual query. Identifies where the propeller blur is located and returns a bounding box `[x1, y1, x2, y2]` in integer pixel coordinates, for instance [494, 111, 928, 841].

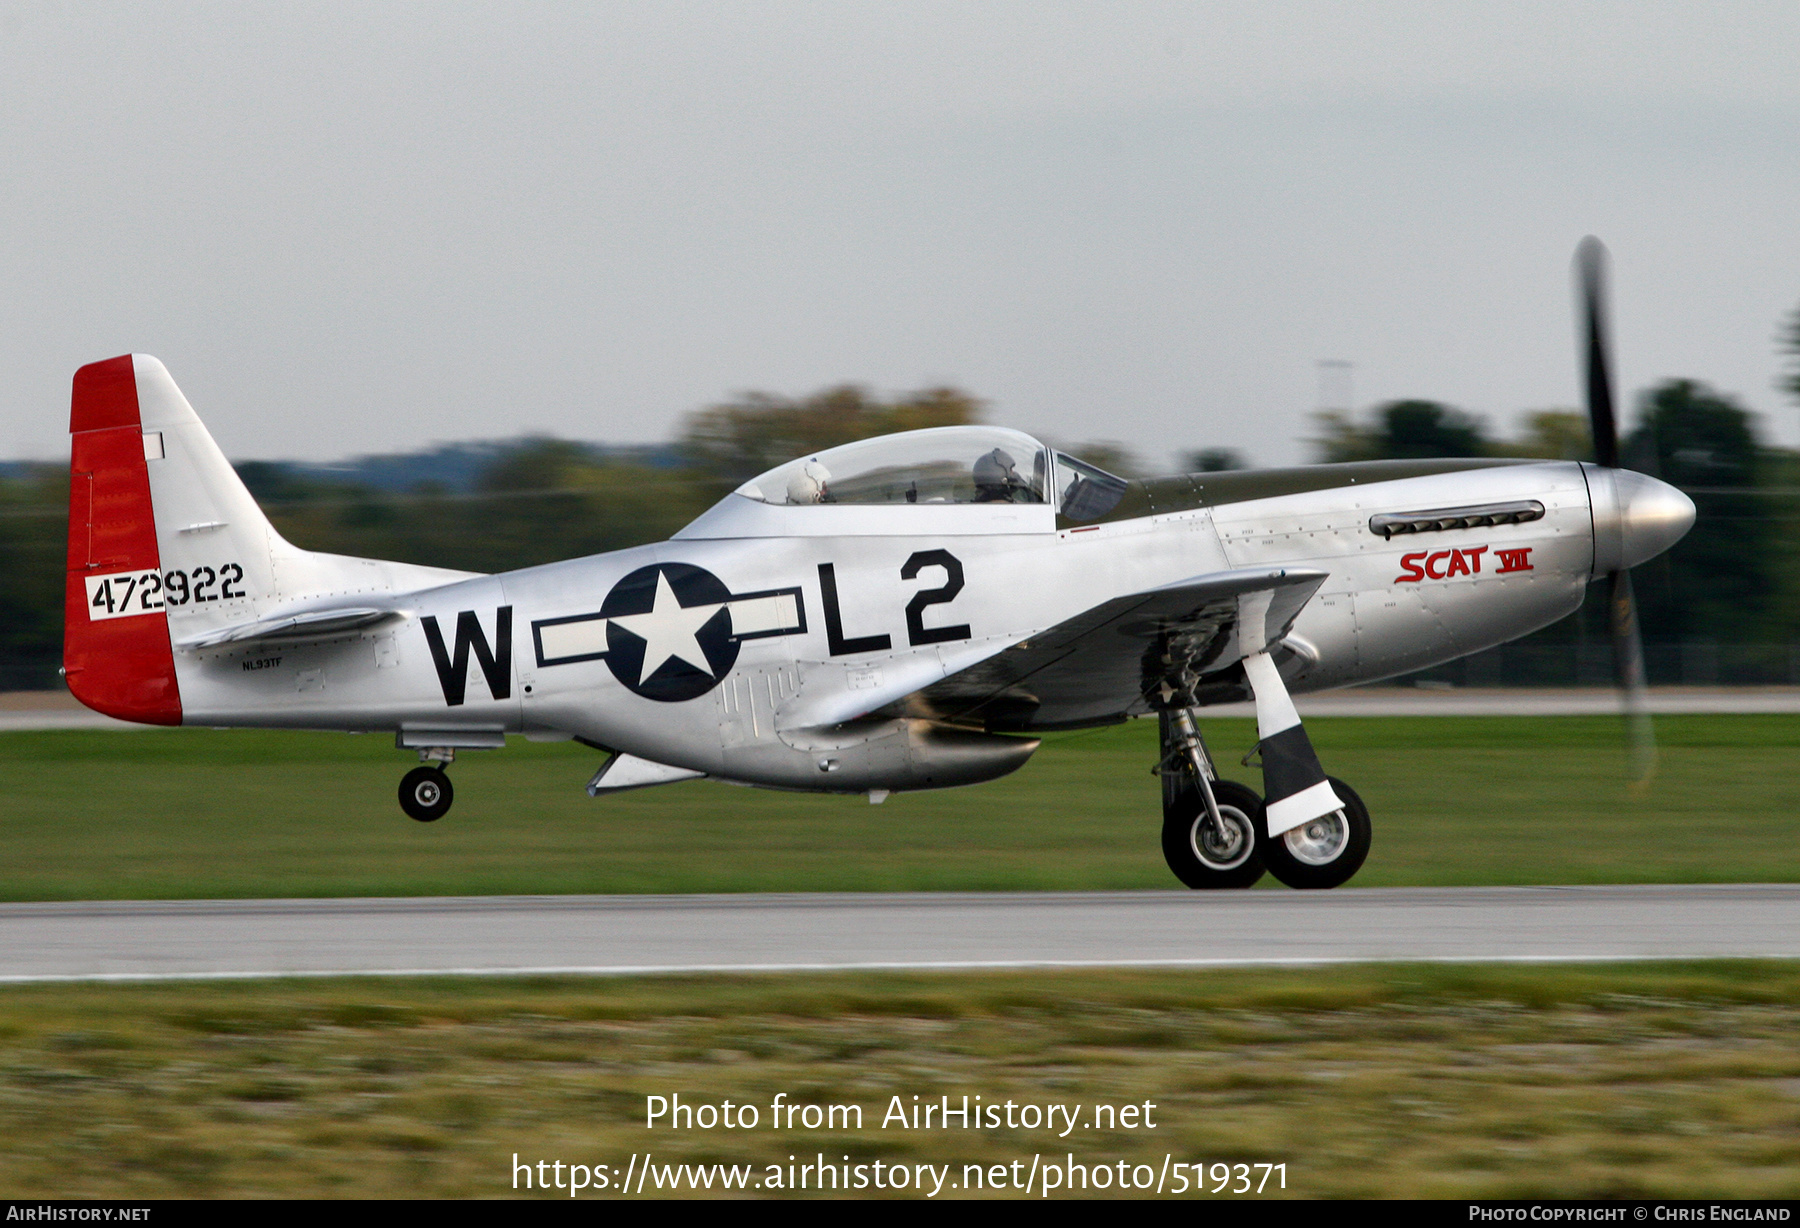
[1576, 236, 1667, 787]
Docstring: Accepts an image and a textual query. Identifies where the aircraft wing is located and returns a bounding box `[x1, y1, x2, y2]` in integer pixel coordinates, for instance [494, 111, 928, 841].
[902, 567, 1328, 731]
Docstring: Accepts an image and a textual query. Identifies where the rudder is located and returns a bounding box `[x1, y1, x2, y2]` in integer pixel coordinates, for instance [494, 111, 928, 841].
[64, 355, 181, 723]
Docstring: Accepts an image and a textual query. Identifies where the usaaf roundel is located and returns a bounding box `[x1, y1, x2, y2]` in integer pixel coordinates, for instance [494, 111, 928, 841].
[526, 563, 808, 702]
[599, 563, 740, 701]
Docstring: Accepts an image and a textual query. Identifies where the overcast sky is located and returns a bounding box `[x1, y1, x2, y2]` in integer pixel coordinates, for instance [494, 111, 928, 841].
[3, 1, 1798, 468]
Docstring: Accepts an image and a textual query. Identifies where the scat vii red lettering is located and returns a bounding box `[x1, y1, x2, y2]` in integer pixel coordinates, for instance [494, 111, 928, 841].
[1394, 544, 1527, 584]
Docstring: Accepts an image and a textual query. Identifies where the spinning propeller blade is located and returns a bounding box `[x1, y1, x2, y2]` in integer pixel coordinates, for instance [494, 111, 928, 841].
[1608, 566, 1655, 785]
[1576, 236, 1656, 787]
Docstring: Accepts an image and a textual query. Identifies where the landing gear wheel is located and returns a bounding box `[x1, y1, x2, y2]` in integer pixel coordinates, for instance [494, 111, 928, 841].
[399, 766, 454, 823]
[1161, 779, 1266, 889]
[1259, 776, 1370, 889]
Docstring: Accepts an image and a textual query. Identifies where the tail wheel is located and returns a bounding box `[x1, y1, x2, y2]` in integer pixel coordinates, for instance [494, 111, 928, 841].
[1259, 776, 1371, 889]
[399, 766, 454, 823]
[1160, 778, 1266, 889]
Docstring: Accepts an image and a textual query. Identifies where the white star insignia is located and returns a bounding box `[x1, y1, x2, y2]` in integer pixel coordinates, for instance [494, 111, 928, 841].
[608, 572, 724, 681]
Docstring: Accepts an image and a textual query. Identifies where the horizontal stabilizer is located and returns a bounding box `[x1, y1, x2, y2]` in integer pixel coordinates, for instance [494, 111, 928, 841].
[175, 606, 406, 650]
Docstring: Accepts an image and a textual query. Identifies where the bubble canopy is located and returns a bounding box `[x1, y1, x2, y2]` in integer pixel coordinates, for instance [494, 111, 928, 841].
[736, 427, 1052, 507]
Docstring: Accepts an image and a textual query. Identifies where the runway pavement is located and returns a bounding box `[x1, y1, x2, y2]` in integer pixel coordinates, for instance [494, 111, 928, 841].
[1227, 687, 1800, 718]
[1, 885, 1795, 982]
[8, 688, 1800, 730]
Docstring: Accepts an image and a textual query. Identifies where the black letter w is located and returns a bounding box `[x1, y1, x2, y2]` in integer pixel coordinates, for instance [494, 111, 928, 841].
[421, 607, 513, 706]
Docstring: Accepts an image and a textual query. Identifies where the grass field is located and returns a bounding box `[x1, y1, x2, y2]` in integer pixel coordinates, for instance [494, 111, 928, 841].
[4, 720, 1797, 1201]
[0, 963, 1797, 1199]
[1, 715, 1797, 899]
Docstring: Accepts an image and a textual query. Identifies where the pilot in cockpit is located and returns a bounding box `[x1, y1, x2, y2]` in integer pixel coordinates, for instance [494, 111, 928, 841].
[973, 448, 1027, 503]
[785, 460, 832, 504]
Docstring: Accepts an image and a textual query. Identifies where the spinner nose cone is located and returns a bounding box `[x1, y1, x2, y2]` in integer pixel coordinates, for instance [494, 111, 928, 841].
[1590, 467, 1696, 573]
[1617, 470, 1696, 568]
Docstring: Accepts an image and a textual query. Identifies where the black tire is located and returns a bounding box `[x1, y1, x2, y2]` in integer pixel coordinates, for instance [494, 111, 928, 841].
[399, 766, 454, 823]
[1161, 778, 1266, 889]
[1259, 775, 1370, 889]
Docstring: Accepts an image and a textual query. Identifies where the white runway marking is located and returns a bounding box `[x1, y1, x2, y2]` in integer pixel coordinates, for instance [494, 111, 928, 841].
[1219, 688, 1800, 718]
[0, 885, 1794, 983]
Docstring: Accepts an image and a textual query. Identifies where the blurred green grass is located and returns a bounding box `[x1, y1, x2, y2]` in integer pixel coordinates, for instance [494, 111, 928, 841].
[0, 715, 1796, 900]
[2, 963, 1799, 1198]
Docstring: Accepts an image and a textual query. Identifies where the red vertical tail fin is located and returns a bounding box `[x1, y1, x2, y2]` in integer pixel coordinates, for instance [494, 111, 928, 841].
[63, 355, 182, 725]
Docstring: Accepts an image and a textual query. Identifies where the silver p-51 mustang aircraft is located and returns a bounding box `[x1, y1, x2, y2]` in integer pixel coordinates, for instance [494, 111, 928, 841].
[63, 241, 1694, 889]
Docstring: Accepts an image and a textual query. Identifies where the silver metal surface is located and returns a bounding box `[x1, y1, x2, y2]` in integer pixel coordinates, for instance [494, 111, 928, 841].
[1, 885, 1793, 982]
[1191, 809, 1254, 871]
[1283, 814, 1350, 866]
[1587, 466, 1698, 575]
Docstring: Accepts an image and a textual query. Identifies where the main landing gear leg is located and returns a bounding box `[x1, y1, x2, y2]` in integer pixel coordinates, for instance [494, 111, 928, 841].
[398, 748, 455, 823]
[1157, 709, 1265, 889]
[1240, 652, 1371, 889]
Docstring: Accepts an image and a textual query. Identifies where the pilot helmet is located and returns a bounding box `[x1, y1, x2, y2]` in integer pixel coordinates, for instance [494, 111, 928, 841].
[973, 448, 1019, 497]
[786, 460, 831, 504]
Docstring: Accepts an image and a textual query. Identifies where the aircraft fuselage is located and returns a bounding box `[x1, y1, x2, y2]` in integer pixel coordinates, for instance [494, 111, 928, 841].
[170, 458, 1599, 788]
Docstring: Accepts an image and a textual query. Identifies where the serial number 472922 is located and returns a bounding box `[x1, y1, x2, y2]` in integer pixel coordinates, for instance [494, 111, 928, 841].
[85, 564, 246, 622]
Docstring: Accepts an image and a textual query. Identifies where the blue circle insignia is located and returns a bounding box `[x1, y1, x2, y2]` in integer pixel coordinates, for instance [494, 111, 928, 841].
[599, 563, 739, 701]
